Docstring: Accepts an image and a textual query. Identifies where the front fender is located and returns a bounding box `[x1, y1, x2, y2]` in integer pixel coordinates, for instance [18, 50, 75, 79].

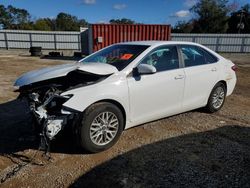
[61, 79, 129, 119]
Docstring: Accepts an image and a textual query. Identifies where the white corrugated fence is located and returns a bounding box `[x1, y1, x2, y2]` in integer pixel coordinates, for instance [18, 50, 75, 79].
[172, 33, 250, 53]
[0, 29, 250, 53]
[0, 29, 85, 50]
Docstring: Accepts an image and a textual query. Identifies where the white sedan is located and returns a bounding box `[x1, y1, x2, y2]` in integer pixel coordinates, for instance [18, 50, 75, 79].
[15, 41, 237, 153]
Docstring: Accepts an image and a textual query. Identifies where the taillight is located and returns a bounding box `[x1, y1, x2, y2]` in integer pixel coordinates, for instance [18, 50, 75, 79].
[231, 65, 237, 71]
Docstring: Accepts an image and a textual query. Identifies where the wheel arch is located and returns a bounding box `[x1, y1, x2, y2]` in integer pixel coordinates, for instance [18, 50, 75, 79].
[217, 80, 227, 95]
[206, 80, 227, 105]
[90, 99, 127, 130]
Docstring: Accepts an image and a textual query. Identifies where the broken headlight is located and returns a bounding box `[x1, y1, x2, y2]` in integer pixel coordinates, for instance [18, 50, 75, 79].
[45, 94, 73, 115]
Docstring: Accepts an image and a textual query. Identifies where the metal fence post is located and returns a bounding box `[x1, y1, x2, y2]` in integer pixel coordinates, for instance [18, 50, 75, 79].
[29, 33, 33, 47]
[54, 34, 57, 50]
[192, 36, 196, 42]
[4, 32, 9, 50]
[241, 37, 246, 53]
[78, 34, 81, 51]
[216, 37, 220, 52]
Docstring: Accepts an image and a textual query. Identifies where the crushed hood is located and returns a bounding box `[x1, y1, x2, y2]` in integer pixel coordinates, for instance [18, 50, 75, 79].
[14, 62, 118, 87]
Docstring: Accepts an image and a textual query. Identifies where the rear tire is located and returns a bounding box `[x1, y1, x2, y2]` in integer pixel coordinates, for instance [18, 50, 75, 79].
[79, 102, 124, 153]
[205, 82, 226, 113]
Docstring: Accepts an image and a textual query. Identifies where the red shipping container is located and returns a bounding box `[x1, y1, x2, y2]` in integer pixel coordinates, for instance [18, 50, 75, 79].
[88, 24, 171, 53]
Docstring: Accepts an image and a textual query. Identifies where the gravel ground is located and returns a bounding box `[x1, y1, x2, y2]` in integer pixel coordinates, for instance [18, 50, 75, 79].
[0, 51, 249, 188]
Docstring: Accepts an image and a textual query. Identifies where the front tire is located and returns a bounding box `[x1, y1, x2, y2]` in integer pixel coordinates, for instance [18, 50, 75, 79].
[205, 83, 226, 113]
[79, 102, 124, 153]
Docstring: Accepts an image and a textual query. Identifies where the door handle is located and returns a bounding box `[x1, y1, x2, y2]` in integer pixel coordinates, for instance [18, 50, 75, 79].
[174, 75, 185, 80]
[211, 67, 217, 72]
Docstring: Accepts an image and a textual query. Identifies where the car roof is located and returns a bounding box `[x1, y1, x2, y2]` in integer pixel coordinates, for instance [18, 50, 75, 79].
[118, 40, 222, 61]
[120, 40, 201, 47]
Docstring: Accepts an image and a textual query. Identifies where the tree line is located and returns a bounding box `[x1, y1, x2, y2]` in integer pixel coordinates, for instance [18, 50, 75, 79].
[0, 4, 136, 31]
[0, 5, 89, 31]
[173, 0, 250, 33]
[0, 1, 250, 33]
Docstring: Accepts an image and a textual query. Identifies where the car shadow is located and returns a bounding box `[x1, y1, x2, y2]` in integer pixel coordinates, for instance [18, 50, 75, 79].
[0, 99, 81, 155]
[70, 125, 250, 188]
[0, 99, 36, 154]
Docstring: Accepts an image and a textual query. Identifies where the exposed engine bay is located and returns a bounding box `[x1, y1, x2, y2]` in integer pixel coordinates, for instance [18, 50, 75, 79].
[17, 70, 108, 154]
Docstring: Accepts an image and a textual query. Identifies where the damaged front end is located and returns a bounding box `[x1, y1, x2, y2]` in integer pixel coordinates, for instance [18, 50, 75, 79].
[15, 69, 109, 154]
[28, 88, 75, 153]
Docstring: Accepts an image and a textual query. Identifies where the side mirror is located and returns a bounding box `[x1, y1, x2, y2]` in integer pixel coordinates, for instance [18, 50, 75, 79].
[136, 64, 157, 75]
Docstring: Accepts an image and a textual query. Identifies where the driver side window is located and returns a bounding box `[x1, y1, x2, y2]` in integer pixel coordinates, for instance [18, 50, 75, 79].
[140, 46, 179, 72]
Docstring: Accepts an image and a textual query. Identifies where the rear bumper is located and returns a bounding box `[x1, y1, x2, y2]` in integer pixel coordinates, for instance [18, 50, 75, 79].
[226, 74, 237, 96]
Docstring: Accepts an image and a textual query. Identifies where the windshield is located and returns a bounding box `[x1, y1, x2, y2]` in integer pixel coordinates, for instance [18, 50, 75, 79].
[81, 44, 149, 71]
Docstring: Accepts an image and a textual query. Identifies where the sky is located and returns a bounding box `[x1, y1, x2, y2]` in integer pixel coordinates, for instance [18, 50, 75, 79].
[1, 0, 249, 26]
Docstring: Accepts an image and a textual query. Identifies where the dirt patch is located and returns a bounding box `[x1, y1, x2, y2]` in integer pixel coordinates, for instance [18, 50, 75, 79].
[0, 52, 249, 187]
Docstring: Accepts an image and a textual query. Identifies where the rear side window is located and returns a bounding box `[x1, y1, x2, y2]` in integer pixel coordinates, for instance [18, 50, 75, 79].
[180, 45, 217, 67]
[202, 49, 218, 64]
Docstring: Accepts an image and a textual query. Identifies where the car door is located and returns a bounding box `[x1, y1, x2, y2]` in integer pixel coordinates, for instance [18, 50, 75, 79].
[179, 45, 220, 111]
[127, 45, 185, 126]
